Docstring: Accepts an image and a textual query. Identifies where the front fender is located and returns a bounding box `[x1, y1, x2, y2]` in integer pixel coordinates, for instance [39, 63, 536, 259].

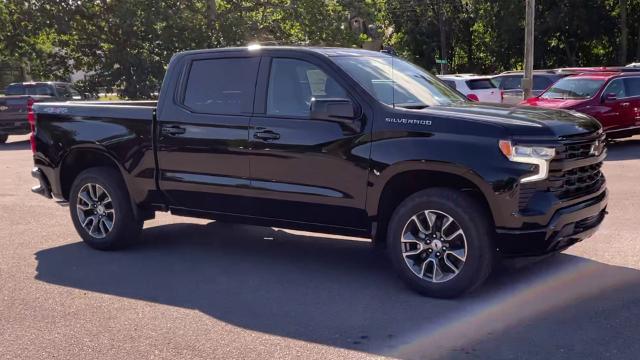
[366, 133, 530, 227]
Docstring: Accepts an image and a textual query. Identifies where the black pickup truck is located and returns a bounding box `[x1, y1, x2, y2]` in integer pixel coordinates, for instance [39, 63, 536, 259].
[0, 82, 84, 143]
[30, 47, 608, 298]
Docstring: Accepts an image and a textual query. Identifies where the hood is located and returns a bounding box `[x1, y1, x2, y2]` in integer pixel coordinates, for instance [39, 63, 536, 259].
[522, 97, 587, 109]
[420, 102, 601, 138]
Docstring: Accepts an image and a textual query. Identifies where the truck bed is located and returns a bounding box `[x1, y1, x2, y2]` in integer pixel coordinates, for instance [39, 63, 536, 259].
[32, 100, 159, 204]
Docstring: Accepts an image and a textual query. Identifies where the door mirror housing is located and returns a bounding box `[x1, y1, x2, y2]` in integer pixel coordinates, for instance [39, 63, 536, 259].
[310, 98, 360, 131]
[602, 93, 617, 103]
[310, 98, 356, 120]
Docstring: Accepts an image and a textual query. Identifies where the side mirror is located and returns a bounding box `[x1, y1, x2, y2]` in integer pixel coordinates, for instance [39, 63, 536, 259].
[310, 98, 360, 131]
[602, 93, 617, 103]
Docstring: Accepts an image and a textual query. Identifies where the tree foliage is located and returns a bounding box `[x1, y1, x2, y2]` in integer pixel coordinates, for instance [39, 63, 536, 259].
[1, 0, 639, 98]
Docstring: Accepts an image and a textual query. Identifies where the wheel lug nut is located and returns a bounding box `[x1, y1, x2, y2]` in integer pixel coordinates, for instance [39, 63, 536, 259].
[436, 252, 441, 257]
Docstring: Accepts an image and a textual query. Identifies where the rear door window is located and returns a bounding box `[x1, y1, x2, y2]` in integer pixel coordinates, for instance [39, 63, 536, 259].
[500, 76, 523, 90]
[624, 77, 640, 97]
[603, 79, 626, 98]
[466, 79, 495, 90]
[533, 76, 553, 91]
[183, 57, 260, 115]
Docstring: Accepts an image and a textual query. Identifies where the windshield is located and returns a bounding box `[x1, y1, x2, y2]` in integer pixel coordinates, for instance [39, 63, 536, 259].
[334, 56, 466, 109]
[540, 78, 605, 100]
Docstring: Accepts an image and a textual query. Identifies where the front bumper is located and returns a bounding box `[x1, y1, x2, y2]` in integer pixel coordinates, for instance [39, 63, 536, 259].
[496, 188, 608, 257]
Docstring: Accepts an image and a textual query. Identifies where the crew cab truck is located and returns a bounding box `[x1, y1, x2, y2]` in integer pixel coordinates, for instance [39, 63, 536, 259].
[30, 47, 608, 298]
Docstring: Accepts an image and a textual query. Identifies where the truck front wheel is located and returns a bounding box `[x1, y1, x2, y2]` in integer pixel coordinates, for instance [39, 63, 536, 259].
[387, 188, 494, 298]
[69, 167, 142, 250]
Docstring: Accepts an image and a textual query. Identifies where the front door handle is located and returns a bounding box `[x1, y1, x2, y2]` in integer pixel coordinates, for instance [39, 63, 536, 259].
[253, 130, 281, 141]
[621, 102, 630, 108]
[161, 125, 186, 136]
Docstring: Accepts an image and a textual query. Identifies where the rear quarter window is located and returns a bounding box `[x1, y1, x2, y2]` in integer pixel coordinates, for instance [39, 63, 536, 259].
[442, 80, 457, 89]
[183, 57, 260, 115]
[466, 79, 495, 90]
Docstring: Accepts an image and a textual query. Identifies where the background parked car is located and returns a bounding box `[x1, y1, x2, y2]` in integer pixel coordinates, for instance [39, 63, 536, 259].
[522, 72, 640, 139]
[491, 71, 568, 104]
[627, 63, 640, 68]
[0, 82, 88, 144]
[437, 74, 502, 103]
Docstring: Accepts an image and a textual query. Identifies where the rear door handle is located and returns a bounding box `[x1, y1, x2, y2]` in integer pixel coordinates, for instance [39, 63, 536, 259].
[161, 125, 186, 136]
[253, 130, 280, 141]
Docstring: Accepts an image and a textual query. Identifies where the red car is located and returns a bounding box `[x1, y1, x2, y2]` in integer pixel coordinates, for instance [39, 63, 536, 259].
[522, 72, 640, 138]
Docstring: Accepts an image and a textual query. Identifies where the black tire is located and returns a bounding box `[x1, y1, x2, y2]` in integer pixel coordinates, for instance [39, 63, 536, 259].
[69, 167, 142, 250]
[387, 188, 494, 298]
[0, 134, 7, 144]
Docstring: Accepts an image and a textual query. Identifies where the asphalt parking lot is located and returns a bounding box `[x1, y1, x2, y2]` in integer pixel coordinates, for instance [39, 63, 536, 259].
[1, 134, 640, 360]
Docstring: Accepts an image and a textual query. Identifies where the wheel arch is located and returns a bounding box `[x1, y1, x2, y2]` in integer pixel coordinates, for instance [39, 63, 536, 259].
[369, 162, 497, 247]
[58, 146, 127, 201]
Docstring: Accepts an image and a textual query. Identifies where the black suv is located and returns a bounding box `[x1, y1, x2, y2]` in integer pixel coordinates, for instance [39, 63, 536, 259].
[30, 47, 608, 297]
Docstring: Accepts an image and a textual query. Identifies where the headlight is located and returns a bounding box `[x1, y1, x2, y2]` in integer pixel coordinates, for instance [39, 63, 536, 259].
[499, 140, 556, 183]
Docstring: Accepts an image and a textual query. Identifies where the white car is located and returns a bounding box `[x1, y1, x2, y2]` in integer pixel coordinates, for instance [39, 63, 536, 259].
[626, 63, 640, 68]
[437, 75, 502, 103]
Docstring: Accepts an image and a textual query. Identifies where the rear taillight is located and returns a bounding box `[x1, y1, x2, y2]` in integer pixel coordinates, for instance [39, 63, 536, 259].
[27, 97, 36, 153]
[467, 93, 480, 102]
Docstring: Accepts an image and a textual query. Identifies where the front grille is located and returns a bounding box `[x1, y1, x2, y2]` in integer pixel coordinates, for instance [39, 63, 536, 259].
[548, 162, 604, 199]
[555, 132, 606, 160]
[518, 131, 605, 209]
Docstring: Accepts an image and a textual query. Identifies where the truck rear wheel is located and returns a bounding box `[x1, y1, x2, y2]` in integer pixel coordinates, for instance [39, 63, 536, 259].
[387, 188, 494, 298]
[69, 167, 142, 250]
[0, 134, 7, 144]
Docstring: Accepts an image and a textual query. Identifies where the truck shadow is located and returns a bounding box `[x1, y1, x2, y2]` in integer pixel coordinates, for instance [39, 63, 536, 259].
[34, 222, 640, 359]
[605, 137, 640, 161]
[0, 139, 30, 151]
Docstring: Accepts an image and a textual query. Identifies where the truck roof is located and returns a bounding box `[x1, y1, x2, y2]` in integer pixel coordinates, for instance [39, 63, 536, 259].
[438, 74, 489, 80]
[7, 81, 70, 87]
[175, 46, 390, 59]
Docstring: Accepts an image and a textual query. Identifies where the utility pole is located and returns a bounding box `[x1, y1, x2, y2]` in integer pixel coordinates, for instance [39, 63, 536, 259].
[522, 0, 535, 100]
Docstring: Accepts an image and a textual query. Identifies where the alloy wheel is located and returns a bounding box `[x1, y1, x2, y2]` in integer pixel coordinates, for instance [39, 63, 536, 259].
[76, 183, 115, 239]
[401, 209, 467, 283]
